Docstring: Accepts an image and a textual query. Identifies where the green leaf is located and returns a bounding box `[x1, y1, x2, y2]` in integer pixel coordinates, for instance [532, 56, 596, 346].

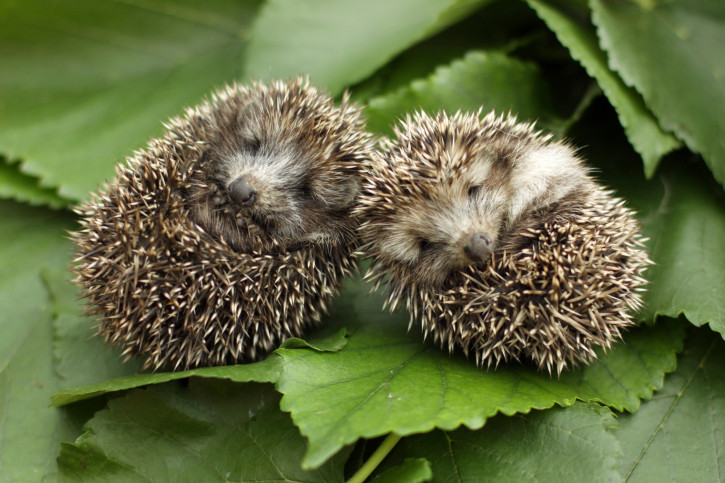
[614, 327, 725, 481]
[364, 50, 558, 136]
[57, 381, 350, 482]
[383, 403, 621, 483]
[245, 0, 492, 95]
[370, 458, 432, 483]
[274, 276, 684, 469]
[0, 201, 79, 480]
[0, 157, 70, 209]
[590, 0, 725, 185]
[566, 94, 725, 339]
[53, 312, 146, 390]
[525, 0, 680, 177]
[0, 202, 72, 375]
[280, 328, 349, 352]
[51, 359, 282, 408]
[0, 0, 262, 201]
[51, 325, 348, 407]
[634, 162, 725, 338]
[42, 266, 147, 392]
[349, 2, 545, 103]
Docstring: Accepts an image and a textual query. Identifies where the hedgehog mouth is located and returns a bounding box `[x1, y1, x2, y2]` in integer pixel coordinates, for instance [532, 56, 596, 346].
[249, 212, 279, 236]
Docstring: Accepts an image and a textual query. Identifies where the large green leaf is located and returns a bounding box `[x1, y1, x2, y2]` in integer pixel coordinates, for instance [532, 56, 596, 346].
[273, 275, 683, 469]
[0, 201, 79, 481]
[614, 327, 725, 481]
[244, 0, 492, 95]
[0, 0, 262, 201]
[378, 403, 621, 482]
[526, 0, 680, 176]
[0, 201, 73, 382]
[0, 158, 69, 209]
[57, 381, 350, 482]
[591, 0, 725, 185]
[636, 163, 725, 338]
[364, 50, 557, 136]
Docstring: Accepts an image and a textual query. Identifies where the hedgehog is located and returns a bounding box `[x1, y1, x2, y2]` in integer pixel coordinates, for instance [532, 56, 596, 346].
[356, 110, 651, 375]
[72, 77, 373, 371]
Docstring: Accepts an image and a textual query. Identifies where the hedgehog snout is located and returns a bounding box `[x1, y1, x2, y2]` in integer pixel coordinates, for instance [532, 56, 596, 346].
[228, 177, 257, 207]
[462, 232, 493, 262]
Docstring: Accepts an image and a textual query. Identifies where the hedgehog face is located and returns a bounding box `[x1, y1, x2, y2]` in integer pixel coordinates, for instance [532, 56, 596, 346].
[359, 111, 587, 288]
[187, 79, 369, 249]
[212, 136, 358, 244]
[367, 148, 510, 287]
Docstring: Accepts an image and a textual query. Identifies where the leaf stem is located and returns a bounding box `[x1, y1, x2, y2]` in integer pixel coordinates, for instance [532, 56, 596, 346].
[347, 433, 402, 483]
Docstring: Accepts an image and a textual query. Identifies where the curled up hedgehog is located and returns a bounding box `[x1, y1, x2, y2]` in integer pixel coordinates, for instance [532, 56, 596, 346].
[356, 110, 651, 375]
[72, 77, 373, 371]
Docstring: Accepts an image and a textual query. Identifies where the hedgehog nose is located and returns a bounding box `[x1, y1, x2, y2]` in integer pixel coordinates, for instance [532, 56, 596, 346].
[464, 232, 493, 262]
[228, 177, 256, 206]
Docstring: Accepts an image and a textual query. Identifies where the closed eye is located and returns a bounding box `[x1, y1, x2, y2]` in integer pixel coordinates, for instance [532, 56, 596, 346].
[244, 136, 262, 155]
[419, 238, 436, 252]
[468, 185, 483, 199]
[298, 181, 313, 198]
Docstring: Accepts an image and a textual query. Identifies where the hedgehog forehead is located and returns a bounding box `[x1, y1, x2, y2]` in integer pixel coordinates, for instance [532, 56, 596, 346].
[238, 83, 353, 149]
[385, 141, 497, 196]
[392, 126, 489, 172]
[214, 108, 350, 188]
[221, 146, 309, 187]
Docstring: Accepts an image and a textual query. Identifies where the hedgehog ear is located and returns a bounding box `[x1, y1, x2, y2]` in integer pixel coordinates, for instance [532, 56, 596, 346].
[310, 176, 360, 210]
[507, 143, 584, 221]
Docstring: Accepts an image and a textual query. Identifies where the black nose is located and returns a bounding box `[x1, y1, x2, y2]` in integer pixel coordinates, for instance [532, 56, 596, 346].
[463, 232, 493, 261]
[228, 177, 256, 206]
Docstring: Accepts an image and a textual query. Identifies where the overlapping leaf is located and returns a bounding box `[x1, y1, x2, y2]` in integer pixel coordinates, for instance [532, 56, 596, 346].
[636, 163, 725, 338]
[614, 327, 725, 481]
[273, 276, 683, 468]
[0, 158, 69, 209]
[349, 1, 546, 102]
[370, 458, 432, 483]
[51, 272, 684, 471]
[245, 0, 492, 95]
[378, 403, 621, 482]
[57, 381, 350, 482]
[591, 0, 725, 185]
[526, 0, 680, 176]
[0, 201, 79, 481]
[0, 0, 262, 200]
[364, 50, 557, 135]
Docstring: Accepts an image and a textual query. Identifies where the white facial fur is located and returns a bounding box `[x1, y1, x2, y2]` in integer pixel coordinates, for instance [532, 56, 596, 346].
[221, 147, 309, 239]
